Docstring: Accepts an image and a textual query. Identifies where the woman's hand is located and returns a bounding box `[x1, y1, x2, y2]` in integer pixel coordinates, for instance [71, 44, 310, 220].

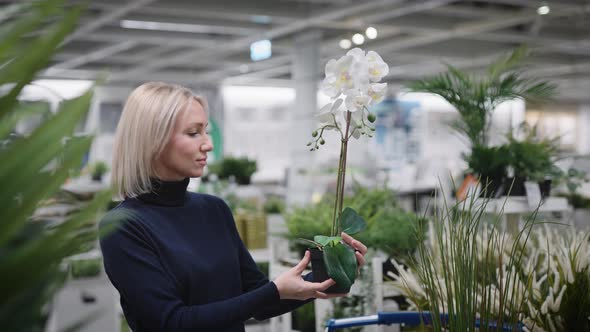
[273, 250, 343, 300]
[341, 232, 368, 272]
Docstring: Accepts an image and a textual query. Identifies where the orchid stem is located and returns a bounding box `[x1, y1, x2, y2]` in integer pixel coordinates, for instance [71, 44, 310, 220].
[334, 111, 352, 235]
[332, 143, 343, 236]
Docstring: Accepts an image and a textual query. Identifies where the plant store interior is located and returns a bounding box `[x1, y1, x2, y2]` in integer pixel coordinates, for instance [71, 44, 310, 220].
[3, 0, 590, 331]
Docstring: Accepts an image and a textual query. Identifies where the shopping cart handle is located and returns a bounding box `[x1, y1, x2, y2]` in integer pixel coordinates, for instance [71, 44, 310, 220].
[325, 311, 523, 331]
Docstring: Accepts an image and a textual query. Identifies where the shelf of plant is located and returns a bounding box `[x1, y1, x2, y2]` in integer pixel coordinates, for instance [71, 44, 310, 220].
[482, 196, 569, 214]
[475, 196, 570, 234]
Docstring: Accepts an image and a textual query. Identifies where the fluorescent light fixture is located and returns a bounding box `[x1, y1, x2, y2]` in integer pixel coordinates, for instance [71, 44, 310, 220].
[121, 20, 217, 33]
[537, 5, 550, 15]
[251, 15, 271, 24]
[365, 26, 378, 39]
[339, 39, 352, 49]
[352, 33, 365, 45]
[250, 39, 272, 61]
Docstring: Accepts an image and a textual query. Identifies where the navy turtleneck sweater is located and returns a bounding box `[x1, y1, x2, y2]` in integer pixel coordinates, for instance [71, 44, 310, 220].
[99, 178, 308, 331]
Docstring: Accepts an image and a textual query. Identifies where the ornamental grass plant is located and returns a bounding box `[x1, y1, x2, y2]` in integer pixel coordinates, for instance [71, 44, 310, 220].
[390, 193, 590, 331]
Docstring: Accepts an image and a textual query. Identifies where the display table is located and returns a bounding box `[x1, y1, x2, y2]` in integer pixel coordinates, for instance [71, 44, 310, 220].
[477, 196, 570, 234]
[62, 177, 109, 200]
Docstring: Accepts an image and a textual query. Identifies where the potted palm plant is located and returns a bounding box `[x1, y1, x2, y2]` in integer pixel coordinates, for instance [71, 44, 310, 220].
[409, 47, 556, 194]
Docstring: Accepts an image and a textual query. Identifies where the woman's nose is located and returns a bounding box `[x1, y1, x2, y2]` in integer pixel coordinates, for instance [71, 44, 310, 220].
[201, 136, 214, 151]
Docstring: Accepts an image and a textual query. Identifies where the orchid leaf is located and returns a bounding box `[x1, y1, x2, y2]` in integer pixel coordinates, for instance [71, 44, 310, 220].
[314, 235, 341, 247]
[323, 242, 357, 290]
[296, 238, 323, 249]
[340, 207, 366, 235]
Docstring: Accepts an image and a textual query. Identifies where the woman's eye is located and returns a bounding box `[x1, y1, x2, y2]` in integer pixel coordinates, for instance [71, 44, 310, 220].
[188, 132, 199, 137]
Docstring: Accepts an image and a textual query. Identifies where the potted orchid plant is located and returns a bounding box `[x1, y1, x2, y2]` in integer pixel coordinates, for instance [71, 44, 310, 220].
[303, 48, 388, 293]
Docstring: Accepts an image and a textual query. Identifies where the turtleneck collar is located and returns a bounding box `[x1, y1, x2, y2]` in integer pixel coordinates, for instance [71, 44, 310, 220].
[136, 178, 190, 206]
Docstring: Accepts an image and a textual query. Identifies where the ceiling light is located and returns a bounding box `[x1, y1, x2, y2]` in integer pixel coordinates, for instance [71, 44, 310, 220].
[250, 39, 272, 61]
[365, 26, 378, 39]
[339, 39, 352, 49]
[251, 15, 271, 24]
[120, 20, 215, 33]
[537, 5, 550, 15]
[352, 33, 365, 45]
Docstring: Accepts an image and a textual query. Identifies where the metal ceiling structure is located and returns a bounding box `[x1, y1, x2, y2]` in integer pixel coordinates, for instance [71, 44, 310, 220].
[6, 0, 590, 102]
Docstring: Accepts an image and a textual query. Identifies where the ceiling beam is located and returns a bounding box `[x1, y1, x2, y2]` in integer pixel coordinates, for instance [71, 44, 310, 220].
[46, 41, 138, 73]
[134, 0, 456, 85]
[88, 1, 307, 23]
[62, 0, 157, 45]
[110, 0, 407, 80]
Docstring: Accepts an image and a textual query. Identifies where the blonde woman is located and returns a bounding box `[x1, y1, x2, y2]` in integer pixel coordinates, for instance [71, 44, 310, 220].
[99, 82, 368, 331]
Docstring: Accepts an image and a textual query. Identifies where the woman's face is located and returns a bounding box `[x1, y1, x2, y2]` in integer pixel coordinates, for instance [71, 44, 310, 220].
[154, 100, 213, 180]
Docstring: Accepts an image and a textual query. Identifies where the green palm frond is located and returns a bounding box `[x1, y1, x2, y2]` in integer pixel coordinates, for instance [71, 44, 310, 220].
[0, 1, 112, 331]
[409, 47, 556, 148]
[487, 46, 528, 79]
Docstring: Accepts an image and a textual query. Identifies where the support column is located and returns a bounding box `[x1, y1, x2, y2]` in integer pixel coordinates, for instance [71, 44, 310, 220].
[287, 30, 322, 208]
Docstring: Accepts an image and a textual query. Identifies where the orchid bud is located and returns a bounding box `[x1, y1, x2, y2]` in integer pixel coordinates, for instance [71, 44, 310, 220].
[319, 138, 325, 145]
[312, 130, 318, 137]
[306, 142, 312, 146]
[367, 113, 376, 123]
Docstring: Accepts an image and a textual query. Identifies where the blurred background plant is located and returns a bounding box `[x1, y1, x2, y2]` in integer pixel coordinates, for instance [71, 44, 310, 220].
[284, 184, 425, 262]
[0, 1, 112, 330]
[206, 156, 257, 185]
[263, 195, 285, 214]
[410, 48, 556, 197]
[88, 160, 109, 182]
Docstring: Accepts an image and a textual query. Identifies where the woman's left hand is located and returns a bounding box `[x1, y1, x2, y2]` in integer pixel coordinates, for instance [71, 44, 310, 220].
[341, 232, 368, 269]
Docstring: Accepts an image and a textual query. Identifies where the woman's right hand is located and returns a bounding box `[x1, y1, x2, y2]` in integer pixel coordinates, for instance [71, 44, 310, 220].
[272, 250, 343, 300]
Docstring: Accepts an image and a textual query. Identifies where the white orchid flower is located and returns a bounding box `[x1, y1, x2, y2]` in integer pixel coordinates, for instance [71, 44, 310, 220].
[367, 50, 389, 82]
[367, 82, 387, 105]
[317, 99, 344, 131]
[322, 55, 354, 98]
[346, 47, 365, 60]
[344, 89, 371, 112]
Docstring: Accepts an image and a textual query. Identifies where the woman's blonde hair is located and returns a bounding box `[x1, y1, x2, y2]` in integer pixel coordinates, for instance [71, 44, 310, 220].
[111, 81, 207, 198]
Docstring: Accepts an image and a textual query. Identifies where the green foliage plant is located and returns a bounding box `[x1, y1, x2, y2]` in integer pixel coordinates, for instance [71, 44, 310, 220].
[89, 160, 109, 180]
[208, 156, 257, 185]
[505, 123, 560, 182]
[410, 48, 556, 193]
[285, 185, 424, 261]
[70, 258, 102, 279]
[0, 1, 113, 330]
[263, 195, 285, 214]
